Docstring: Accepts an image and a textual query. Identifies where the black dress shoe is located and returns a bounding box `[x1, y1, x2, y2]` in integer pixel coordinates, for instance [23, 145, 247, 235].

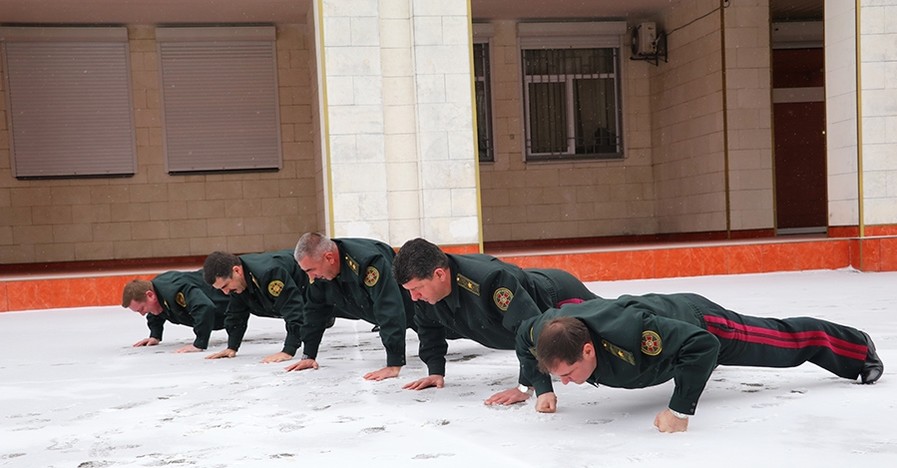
[860, 332, 883, 384]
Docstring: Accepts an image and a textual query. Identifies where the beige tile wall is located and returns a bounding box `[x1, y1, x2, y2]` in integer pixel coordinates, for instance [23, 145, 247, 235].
[722, 0, 774, 231]
[857, 1, 897, 226]
[0, 24, 320, 265]
[652, 0, 730, 233]
[824, 0, 859, 226]
[479, 21, 658, 243]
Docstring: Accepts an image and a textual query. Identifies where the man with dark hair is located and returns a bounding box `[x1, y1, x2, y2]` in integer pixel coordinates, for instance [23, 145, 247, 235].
[202, 250, 311, 363]
[392, 237, 597, 405]
[517, 293, 884, 433]
[122, 270, 228, 352]
[287, 232, 415, 381]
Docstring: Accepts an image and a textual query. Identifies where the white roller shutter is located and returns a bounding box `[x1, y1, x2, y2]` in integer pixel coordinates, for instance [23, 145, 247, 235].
[157, 27, 281, 173]
[1, 27, 136, 178]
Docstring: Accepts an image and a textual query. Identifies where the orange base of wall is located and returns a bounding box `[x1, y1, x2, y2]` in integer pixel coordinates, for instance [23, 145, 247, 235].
[2, 231, 896, 312]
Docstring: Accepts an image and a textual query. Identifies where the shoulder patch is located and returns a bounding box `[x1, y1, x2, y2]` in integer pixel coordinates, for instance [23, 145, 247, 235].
[456, 274, 480, 296]
[493, 287, 513, 311]
[364, 266, 380, 287]
[175, 291, 187, 308]
[601, 339, 636, 365]
[344, 254, 359, 275]
[641, 330, 662, 356]
[268, 280, 285, 297]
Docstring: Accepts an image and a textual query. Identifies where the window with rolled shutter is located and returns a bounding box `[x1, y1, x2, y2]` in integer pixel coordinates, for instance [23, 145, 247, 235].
[157, 27, 281, 173]
[1, 27, 136, 178]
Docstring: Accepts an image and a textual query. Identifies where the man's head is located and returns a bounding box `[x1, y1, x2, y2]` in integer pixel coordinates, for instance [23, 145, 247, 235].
[203, 251, 247, 295]
[293, 232, 341, 280]
[535, 316, 597, 385]
[121, 279, 163, 316]
[392, 238, 452, 304]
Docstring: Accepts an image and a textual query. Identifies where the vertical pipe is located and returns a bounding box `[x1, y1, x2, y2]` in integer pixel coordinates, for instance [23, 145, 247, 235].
[854, 0, 865, 267]
[720, 0, 732, 237]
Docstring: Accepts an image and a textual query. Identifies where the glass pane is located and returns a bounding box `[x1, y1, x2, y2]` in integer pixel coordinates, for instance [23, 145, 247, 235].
[523, 48, 615, 75]
[473, 43, 486, 77]
[473, 43, 493, 162]
[475, 81, 492, 161]
[574, 78, 617, 154]
[528, 82, 567, 154]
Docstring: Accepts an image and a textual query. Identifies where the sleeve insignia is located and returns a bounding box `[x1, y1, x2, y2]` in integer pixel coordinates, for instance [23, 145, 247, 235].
[601, 339, 636, 365]
[344, 254, 359, 275]
[175, 292, 187, 308]
[456, 274, 480, 296]
[641, 330, 662, 356]
[268, 280, 285, 297]
[363, 266, 380, 287]
[493, 287, 513, 311]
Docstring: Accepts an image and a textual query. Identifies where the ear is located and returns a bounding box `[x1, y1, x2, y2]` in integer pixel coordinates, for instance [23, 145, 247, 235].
[231, 264, 243, 277]
[582, 341, 595, 359]
[433, 267, 448, 281]
[324, 250, 336, 264]
[145, 289, 156, 301]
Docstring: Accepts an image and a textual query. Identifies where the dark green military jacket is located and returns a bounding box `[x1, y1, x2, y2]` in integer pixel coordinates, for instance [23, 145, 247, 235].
[517, 293, 721, 415]
[225, 250, 310, 356]
[301, 238, 414, 367]
[145, 269, 229, 349]
[415, 253, 596, 376]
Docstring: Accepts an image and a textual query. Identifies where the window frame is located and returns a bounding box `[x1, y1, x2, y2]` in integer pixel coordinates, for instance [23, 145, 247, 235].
[0, 26, 137, 179]
[472, 40, 494, 163]
[156, 26, 282, 174]
[473, 24, 495, 163]
[517, 22, 627, 163]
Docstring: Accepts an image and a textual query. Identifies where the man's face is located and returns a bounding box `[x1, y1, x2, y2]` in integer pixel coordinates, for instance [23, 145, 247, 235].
[213, 266, 248, 295]
[298, 252, 340, 281]
[547, 343, 597, 385]
[128, 290, 163, 316]
[401, 268, 452, 304]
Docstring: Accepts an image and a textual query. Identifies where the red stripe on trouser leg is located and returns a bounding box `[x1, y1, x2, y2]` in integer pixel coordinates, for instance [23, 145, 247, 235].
[556, 298, 585, 307]
[704, 315, 868, 361]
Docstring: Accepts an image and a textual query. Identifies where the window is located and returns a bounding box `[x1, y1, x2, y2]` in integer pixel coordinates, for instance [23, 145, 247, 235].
[518, 22, 626, 162]
[157, 27, 281, 173]
[473, 42, 494, 162]
[522, 47, 621, 160]
[1, 27, 136, 178]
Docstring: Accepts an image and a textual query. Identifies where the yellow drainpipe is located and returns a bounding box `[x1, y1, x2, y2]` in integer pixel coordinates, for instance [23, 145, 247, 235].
[315, 0, 336, 236]
[466, 0, 485, 253]
[720, 1, 732, 237]
[855, 0, 865, 268]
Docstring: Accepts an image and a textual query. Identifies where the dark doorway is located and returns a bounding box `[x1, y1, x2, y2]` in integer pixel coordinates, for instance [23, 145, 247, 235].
[772, 47, 827, 232]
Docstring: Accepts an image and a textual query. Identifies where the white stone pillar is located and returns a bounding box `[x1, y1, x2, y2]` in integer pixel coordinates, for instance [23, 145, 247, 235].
[313, 0, 480, 247]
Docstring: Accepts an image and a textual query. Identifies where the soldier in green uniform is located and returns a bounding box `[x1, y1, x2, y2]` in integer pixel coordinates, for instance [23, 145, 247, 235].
[518, 293, 884, 433]
[121, 270, 229, 353]
[287, 232, 415, 381]
[391, 237, 597, 404]
[202, 250, 310, 364]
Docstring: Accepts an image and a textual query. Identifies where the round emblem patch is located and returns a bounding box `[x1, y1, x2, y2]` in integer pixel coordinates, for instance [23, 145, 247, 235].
[493, 287, 513, 311]
[268, 280, 285, 297]
[641, 330, 662, 356]
[364, 266, 380, 287]
[175, 292, 187, 308]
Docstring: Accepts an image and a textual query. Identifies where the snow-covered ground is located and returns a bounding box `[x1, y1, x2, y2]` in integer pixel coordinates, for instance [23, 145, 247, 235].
[2, 269, 895, 467]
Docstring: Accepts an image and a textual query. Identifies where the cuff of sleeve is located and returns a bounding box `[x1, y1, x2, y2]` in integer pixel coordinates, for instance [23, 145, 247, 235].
[533, 382, 554, 396]
[426, 361, 446, 376]
[280, 345, 297, 356]
[386, 354, 406, 367]
[668, 397, 697, 416]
